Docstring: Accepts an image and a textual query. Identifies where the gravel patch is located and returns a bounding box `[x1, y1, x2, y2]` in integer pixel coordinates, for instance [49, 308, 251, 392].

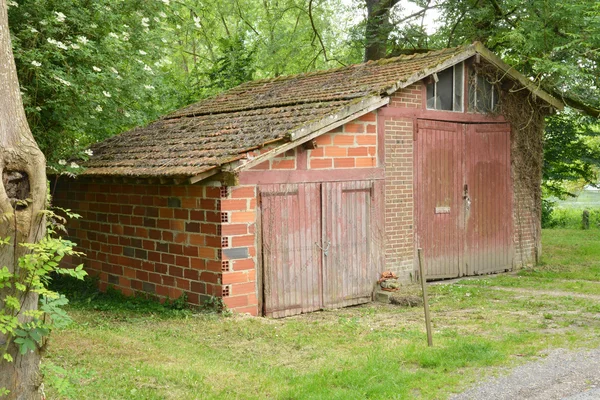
[451, 348, 600, 400]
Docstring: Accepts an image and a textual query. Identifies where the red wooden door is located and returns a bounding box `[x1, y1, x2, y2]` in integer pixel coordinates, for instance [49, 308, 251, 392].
[260, 183, 322, 318]
[415, 120, 465, 279]
[322, 181, 381, 308]
[464, 123, 514, 275]
[260, 180, 383, 317]
[415, 120, 513, 279]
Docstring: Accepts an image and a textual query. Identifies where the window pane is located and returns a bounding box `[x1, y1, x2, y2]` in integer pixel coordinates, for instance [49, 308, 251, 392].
[437, 67, 453, 110]
[453, 63, 464, 111]
[426, 83, 435, 109]
[468, 70, 476, 112]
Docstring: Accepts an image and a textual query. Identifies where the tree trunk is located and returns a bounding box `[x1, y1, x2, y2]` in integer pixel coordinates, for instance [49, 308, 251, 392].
[364, 0, 399, 61]
[0, 0, 47, 398]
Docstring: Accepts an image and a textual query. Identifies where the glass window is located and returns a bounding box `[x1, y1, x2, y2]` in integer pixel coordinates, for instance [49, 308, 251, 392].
[425, 62, 464, 112]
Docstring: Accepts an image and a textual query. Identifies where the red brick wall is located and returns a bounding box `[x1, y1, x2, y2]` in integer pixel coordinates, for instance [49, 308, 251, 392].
[382, 86, 420, 280]
[220, 185, 258, 315]
[54, 180, 223, 307]
[307, 112, 378, 169]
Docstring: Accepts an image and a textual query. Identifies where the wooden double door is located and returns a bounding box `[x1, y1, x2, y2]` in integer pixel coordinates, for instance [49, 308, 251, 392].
[415, 120, 514, 279]
[259, 180, 383, 318]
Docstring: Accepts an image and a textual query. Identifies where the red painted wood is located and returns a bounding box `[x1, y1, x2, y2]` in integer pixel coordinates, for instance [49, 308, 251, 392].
[378, 106, 506, 124]
[415, 120, 513, 279]
[415, 120, 464, 279]
[464, 123, 514, 275]
[239, 168, 384, 185]
[259, 180, 384, 317]
[260, 183, 321, 318]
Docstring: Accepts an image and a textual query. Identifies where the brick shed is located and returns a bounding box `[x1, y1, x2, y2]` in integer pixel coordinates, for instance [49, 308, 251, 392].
[55, 42, 563, 317]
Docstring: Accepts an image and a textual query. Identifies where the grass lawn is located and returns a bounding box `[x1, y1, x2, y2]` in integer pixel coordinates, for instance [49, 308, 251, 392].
[43, 229, 600, 399]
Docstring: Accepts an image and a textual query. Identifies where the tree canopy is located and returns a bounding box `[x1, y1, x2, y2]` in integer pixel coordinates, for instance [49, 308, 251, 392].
[7, 0, 600, 194]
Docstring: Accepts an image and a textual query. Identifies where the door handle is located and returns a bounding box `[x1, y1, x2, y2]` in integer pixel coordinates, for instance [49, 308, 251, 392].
[463, 184, 471, 211]
[316, 240, 331, 256]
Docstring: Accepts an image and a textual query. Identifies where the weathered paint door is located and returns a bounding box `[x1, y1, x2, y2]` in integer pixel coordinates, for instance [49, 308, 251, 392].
[415, 120, 465, 279]
[260, 183, 322, 318]
[415, 120, 513, 279]
[464, 123, 513, 275]
[260, 180, 382, 317]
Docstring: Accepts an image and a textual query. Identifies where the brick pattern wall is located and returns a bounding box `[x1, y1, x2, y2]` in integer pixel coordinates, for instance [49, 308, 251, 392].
[54, 180, 223, 306]
[220, 185, 258, 315]
[512, 176, 541, 266]
[250, 149, 297, 171]
[307, 112, 378, 169]
[382, 87, 421, 281]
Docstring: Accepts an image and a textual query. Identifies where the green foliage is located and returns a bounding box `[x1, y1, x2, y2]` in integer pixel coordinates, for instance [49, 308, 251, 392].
[8, 0, 181, 164]
[543, 113, 600, 197]
[544, 207, 600, 230]
[0, 207, 87, 364]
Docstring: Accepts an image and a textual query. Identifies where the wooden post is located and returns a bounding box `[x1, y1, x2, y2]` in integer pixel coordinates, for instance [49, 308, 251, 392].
[418, 248, 433, 347]
[582, 209, 590, 230]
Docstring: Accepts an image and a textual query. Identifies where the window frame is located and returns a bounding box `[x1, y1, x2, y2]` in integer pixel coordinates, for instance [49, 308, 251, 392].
[425, 62, 465, 113]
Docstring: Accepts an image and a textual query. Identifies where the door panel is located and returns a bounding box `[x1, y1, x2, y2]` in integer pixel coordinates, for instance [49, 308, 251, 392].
[260, 180, 382, 317]
[260, 183, 321, 318]
[415, 120, 514, 279]
[415, 120, 464, 279]
[322, 181, 378, 309]
[464, 123, 514, 275]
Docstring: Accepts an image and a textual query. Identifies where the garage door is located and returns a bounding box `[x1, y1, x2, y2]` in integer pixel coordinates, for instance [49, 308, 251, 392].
[260, 181, 383, 318]
[415, 119, 514, 279]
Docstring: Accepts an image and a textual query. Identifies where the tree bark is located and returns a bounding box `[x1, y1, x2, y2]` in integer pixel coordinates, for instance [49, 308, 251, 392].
[0, 0, 47, 398]
[364, 0, 400, 61]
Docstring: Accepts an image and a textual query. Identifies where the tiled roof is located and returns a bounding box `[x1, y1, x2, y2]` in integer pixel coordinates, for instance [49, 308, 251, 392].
[84, 44, 542, 178]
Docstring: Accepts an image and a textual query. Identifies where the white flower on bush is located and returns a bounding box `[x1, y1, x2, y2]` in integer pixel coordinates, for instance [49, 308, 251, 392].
[36, 106, 42, 111]
[141, 17, 150, 27]
[144, 85, 155, 90]
[70, 162, 80, 169]
[124, 111, 131, 117]
[92, 66, 102, 72]
[52, 75, 72, 86]
[159, 12, 167, 18]
[30, 27, 39, 33]
[7, 0, 18, 8]
[193, 16, 201, 29]
[139, 50, 147, 55]
[95, 105, 103, 112]
[71, 43, 80, 49]
[40, 20, 48, 26]
[110, 67, 119, 75]
[55, 12, 66, 22]
[84, 149, 94, 156]
[122, 32, 130, 41]
[109, 32, 119, 39]
[143, 64, 153, 72]
[103, 91, 111, 98]
[161, 0, 170, 4]
[90, 23, 98, 28]
[47, 38, 68, 50]
[58, 159, 67, 166]
[77, 36, 89, 45]
[31, 60, 42, 67]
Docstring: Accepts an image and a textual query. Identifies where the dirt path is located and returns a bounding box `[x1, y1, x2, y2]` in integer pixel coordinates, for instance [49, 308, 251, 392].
[451, 347, 600, 399]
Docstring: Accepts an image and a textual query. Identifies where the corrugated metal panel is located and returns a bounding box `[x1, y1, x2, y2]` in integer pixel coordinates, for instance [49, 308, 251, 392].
[415, 120, 464, 279]
[260, 180, 384, 317]
[260, 183, 321, 318]
[464, 123, 514, 275]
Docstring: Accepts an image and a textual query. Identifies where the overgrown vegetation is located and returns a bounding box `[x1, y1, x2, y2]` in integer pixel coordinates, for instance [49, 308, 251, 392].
[40, 229, 600, 399]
